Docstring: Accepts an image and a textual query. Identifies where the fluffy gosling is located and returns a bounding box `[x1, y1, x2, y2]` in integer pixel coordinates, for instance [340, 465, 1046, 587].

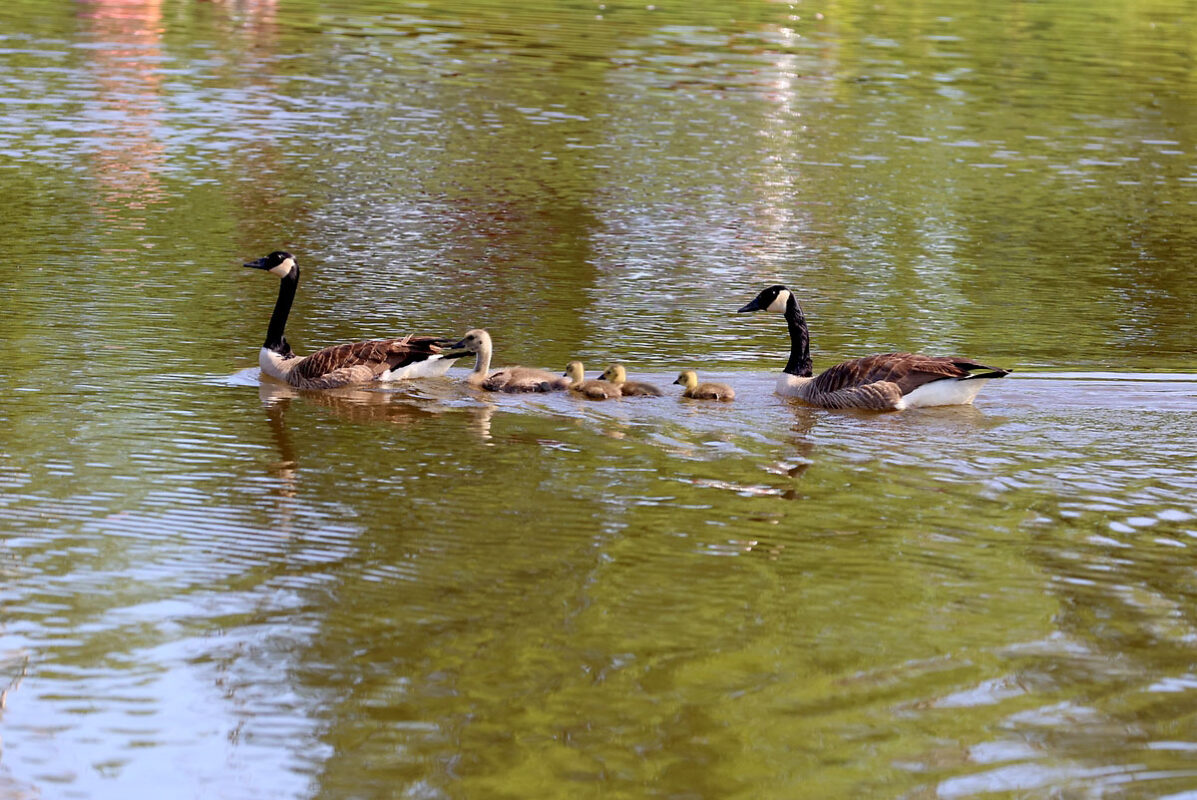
[674, 370, 735, 401]
[564, 361, 619, 400]
[451, 329, 568, 392]
[599, 364, 663, 397]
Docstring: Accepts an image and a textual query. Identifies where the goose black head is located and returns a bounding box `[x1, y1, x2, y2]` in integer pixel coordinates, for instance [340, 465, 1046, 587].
[738, 285, 792, 314]
[244, 250, 297, 278]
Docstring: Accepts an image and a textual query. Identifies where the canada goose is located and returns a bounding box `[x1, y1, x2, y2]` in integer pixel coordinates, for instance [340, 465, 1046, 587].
[673, 370, 735, 401]
[244, 250, 460, 390]
[450, 328, 568, 392]
[737, 285, 1010, 410]
[599, 364, 663, 396]
[564, 361, 619, 399]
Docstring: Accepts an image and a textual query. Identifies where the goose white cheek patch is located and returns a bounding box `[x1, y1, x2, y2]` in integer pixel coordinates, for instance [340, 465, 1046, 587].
[268, 257, 295, 277]
[766, 289, 791, 313]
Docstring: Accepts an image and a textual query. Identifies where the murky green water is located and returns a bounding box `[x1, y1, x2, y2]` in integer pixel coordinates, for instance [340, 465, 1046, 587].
[2, 0, 1197, 797]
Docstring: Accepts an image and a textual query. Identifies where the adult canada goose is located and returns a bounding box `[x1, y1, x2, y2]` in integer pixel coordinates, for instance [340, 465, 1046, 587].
[599, 364, 663, 396]
[244, 250, 460, 390]
[674, 370, 735, 401]
[737, 285, 1009, 411]
[564, 361, 619, 399]
[450, 328, 568, 392]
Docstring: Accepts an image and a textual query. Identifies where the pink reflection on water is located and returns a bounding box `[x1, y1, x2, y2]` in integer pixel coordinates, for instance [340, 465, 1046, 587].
[78, 0, 167, 215]
[76, 0, 281, 221]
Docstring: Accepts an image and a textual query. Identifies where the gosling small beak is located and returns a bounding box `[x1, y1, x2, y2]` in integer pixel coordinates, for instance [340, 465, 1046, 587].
[672, 377, 683, 385]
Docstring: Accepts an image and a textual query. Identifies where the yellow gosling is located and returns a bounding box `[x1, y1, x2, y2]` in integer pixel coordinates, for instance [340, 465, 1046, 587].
[564, 361, 619, 400]
[599, 363, 663, 397]
[674, 370, 735, 401]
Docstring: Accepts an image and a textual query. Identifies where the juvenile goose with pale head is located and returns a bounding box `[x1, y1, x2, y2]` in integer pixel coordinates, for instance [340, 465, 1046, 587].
[738, 285, 1009, 411]
[674, 370, 735, 401]
[451, 329, 568, 392]
[564, 361, 619, 399]
[244, 250, 460, 390]
[599, 364, 663, 397]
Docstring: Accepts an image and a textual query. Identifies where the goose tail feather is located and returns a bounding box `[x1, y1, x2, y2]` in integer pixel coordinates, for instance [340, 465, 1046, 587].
[960, 368, 1011, 381]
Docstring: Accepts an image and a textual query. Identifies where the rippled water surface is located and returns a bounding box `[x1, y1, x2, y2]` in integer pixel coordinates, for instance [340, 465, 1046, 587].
[2, 0, 1197, 797]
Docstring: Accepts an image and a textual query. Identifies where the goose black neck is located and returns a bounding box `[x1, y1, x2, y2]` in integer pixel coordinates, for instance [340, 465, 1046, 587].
[264, 267, 298, 353]
[783, 294, 813, 377]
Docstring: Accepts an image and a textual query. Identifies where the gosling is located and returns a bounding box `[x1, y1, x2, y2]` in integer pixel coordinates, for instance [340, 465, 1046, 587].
[674, 370, 735, 401]
[564, 361, 619, 400]
[599, 364, 663, 397]
[450, 329, 568, 392]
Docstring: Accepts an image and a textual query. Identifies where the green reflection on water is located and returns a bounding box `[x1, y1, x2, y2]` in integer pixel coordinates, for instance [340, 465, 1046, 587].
[1, 0, 1197, 797]
[248, 389, 1051, 799]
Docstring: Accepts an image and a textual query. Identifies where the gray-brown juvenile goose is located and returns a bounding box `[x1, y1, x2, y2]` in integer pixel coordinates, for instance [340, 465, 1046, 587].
[451, 329, 568, 392]
[564, 361, 619, 399]
[599, 364, 663, 396]
[674, 370, 735, 401]
[245, 250, 459, 390]
[738, 285, 1009, 411]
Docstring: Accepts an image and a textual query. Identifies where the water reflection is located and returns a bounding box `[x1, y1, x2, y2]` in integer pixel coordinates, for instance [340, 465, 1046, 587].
[259, 378, 497, 439]
[79, 0, 167, 215]
[3, 0, 1197, 795]
[0, 651, 29, 714]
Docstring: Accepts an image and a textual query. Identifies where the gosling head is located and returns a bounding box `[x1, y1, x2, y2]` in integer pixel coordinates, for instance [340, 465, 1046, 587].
[243, 250, 297, 279]
[600, 364, 627, 383]
[564, 361, 586, 382]
[738, 284, 791, 314]
[673, 370, 699, 389]
[449, 328, 492, 353]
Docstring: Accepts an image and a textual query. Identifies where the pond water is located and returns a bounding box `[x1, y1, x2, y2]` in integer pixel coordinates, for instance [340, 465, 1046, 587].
[2, 0, 1197, 797]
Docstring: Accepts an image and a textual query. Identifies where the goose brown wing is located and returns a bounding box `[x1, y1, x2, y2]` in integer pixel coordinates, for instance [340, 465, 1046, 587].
[293, 336, 453, 382]
[812, 353, 972, 397]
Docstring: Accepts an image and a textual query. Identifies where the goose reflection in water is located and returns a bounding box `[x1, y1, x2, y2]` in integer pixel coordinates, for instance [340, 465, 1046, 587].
[257, 381, 496, 528]
[258, 379, 496, 454]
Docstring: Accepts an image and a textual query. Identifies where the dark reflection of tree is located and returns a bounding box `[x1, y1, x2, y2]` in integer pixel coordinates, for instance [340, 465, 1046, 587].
[779, 1, 1197, 372]
[290, 8, 645, 373]
[261, 399, 732, 796]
